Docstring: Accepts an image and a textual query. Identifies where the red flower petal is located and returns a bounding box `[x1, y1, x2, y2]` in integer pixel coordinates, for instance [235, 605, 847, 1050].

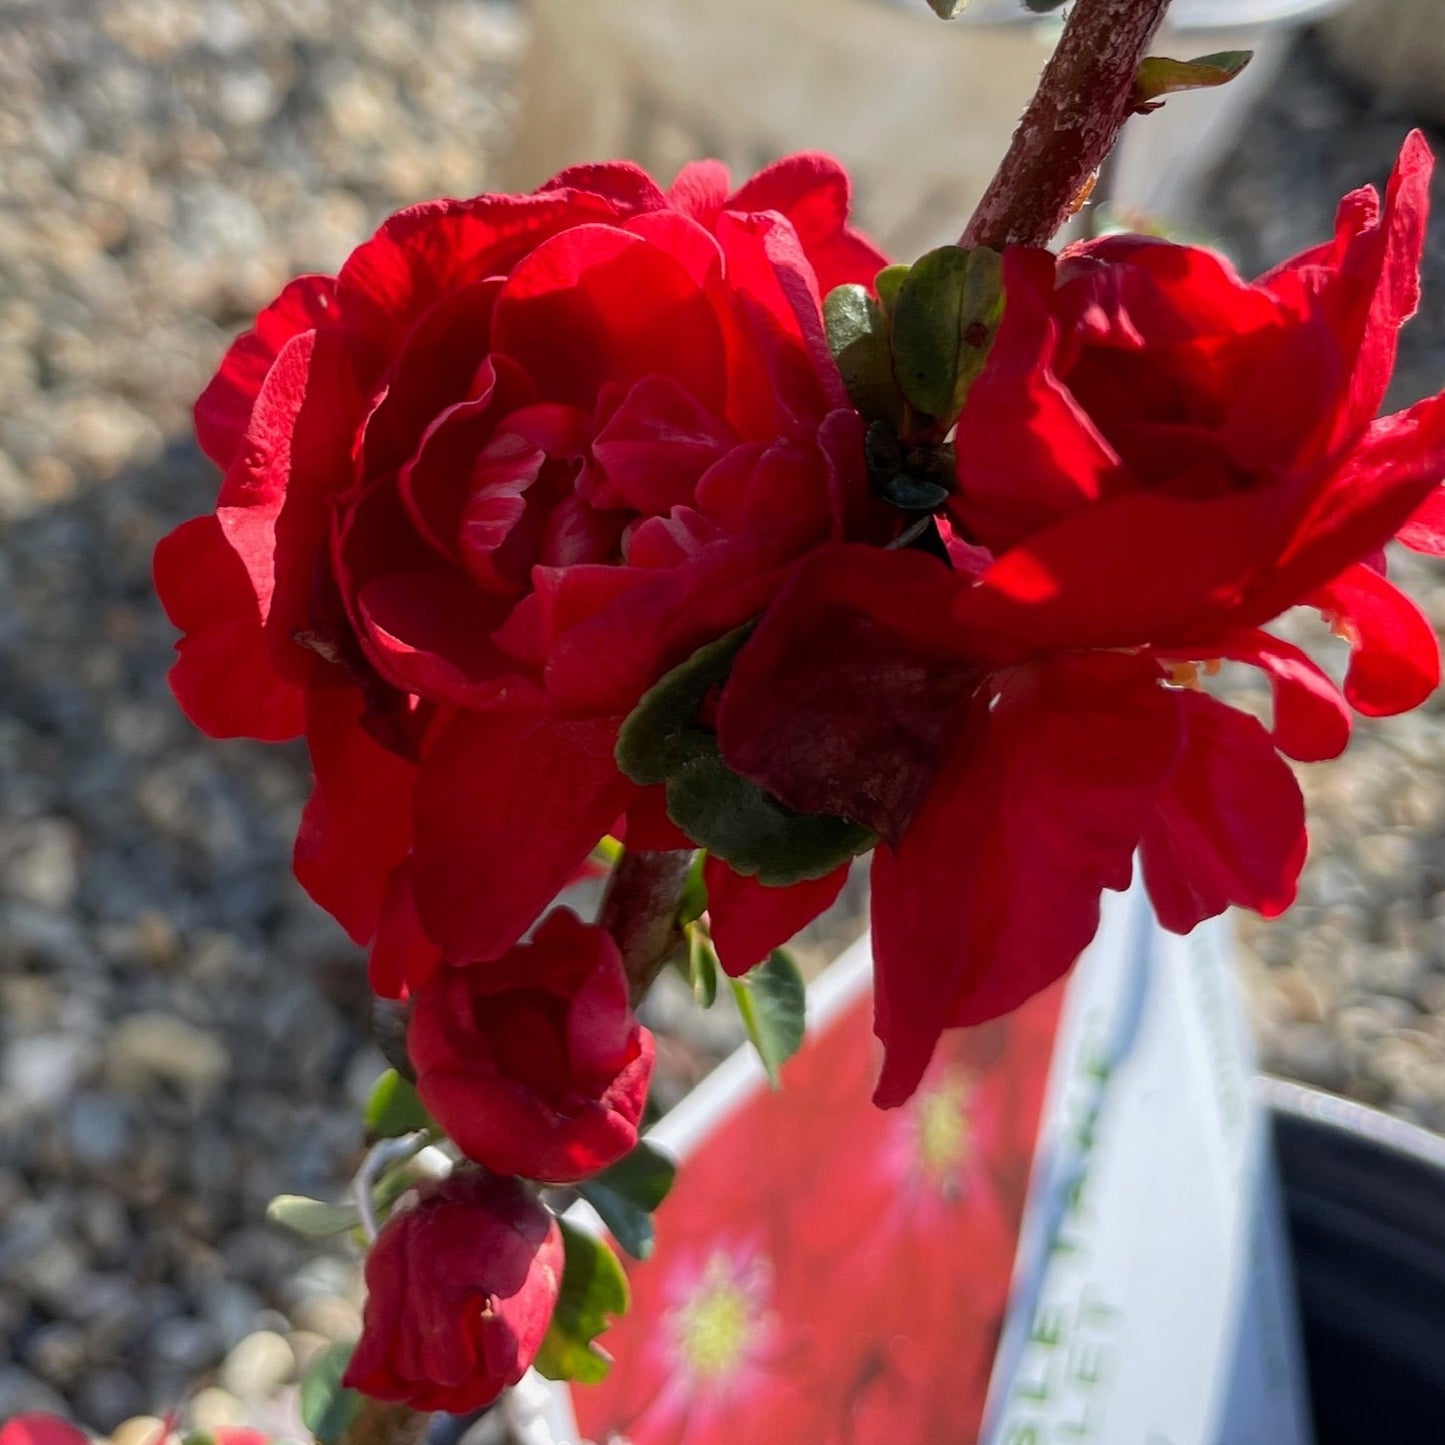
[724, 152, 889, 296]
[1311, 562, 1441, 717]
[215, 326, 363, 682]
[0, 1416, 91, 1445]
[411, 710, 635, 959]
[491, 225, 728, 412]
[1398, 483, 1445, 555]
[194, 274, 339, 470]
[870, 653, 1180, 1107]
[336, 189, 624, 379]
[369, 861, 441, 999]
[153, 515, 305, 741]
[1177, 628, 1352, 763]
[1141, 692, 1306, 934]
[294, 684, 418, 944]
[951, 247, 1121, 554]
[705, 858, 849, 977]
[718, 545, 980, 844]
[1245, 389, 1445, 624]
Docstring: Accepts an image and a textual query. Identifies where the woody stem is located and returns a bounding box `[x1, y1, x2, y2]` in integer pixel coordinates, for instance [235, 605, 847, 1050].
[599, 847, 695, 1006]
[962, 0, 1172, 250]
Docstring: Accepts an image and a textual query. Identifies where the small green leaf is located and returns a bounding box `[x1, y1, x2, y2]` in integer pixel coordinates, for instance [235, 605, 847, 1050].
[1134, 51, 1252, 107]
[1023, 0, 1068, 11]
[926, 0, 968, 16]
[616, 628, 751, 786]
[265, 1194, 360, 1239]
[823, 284, 902, 427]
[664, 755, 873, 887]
[592, 833, 624, 868]
[891, 245, 1005, 426]
[688, 925, 720, 1008]
[577, 1140, 678, 1261]
[677, 850, 708, 928]
[534, 1220, 630, 1384]
[363, 1068, 431, 1141]
[732, 949, 807, 1087]
[616, 630, 875, 887]
[874, 264, 910, 316]
[300, 1341, 363, 1445]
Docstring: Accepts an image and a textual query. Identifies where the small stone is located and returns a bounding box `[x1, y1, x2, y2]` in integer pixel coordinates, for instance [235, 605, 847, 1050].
[0, 1364, 68, 1417]
[66, 1091, 134, 1168]
[109, 1416, 166, 1445]
[220, 1328, 294, 1400]
[190, 1386, 245, 1432]
[287, 1329, 331, 1374]
[1, 816, 80, 909]
[292, 1293, 362, 1342]
[105, 1012, 230, 1101]
[203, 1279, 263, 1351]
[24, 1321, 87, 1386]
[150, 1315, 221, 1373]
[3, 1033, 93, 1109]
[77, 1371, 148, 1430]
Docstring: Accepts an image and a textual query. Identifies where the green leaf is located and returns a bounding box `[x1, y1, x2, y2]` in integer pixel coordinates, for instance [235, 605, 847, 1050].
[874, 264, 910, 317]
[688, 925, 720, 1008]
[534, 1220, 630, 1384]
[731, 949, 807, 1087]
[664, 755, 873, 887]
[300, 1342, 363, 1445]
[363, 1068, 431, 1141]
[823, 284, 901, 427]
[891, 244, 1005, 426]
[577, 1140, 678, 1261]
[927, 0, 968, 16]
[1134, 51, 1252, 107]
[616, 627, 750, 786]
[678, 850, 709, 928]
[265, 1193, 360, 1239]
[615, 629, 874, 887]
[1023, 0, 1068, 11]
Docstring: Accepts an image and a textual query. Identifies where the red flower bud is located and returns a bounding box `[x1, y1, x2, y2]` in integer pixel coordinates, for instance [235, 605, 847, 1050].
[409, 909, 654, 1183]
[344, 1170, 562, 1414]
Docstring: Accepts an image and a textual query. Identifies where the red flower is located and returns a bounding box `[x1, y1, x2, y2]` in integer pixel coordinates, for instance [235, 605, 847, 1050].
[409, 909, 653, 1183]
[343, 1169, 562, 1414]
[0, 1419, 90, 1445]
[154, 156, 887, 987]
[717, 134, 1445, 1104]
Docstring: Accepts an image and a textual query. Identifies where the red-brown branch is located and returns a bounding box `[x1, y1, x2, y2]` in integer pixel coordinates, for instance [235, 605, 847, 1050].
[962, 0, 1173, 250]
[599, 847, 694, 1006]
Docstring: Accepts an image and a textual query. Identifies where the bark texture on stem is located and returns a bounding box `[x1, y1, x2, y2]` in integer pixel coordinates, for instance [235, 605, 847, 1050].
[599, 847, 694, 1005]
[962, 0, 1172, 250]
[338, 1399, 430, 1445]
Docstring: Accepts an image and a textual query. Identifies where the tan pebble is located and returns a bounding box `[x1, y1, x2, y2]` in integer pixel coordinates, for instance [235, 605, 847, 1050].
[110, 1418, 165, 1445]
[189, 1387, 244, 1432]
[287, 1329, 332, 1373]
[220, 1329, 295, 1399]
[1270, 966, 1330, 1026]
[293, 1294, 362, 1341]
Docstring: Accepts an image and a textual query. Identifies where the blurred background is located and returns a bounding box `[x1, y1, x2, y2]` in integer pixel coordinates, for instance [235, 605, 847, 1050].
[2, 0, 1445, 1435]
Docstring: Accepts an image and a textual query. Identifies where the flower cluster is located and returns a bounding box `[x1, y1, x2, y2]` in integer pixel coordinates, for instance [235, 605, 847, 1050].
[157, 133, 1445, 1414]
[156, 154, 888, 1412]
[717, 134, 1445, 1102]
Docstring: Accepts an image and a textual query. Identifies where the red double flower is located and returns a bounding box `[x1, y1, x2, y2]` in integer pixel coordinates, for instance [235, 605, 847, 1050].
[410, 909, 654, 1183]
[719, 134, 1445, 1104]
[344, 1170, 563, 1415]
[154, 156, 886, 987]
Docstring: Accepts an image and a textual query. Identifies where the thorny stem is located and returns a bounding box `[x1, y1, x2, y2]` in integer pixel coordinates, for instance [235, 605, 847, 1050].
[962, 0, 1173, 250]
[599, 847, 695, 1006]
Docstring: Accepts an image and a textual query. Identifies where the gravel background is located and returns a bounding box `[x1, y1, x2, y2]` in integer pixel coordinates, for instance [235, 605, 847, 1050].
[1, 4, 1443, 1436]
